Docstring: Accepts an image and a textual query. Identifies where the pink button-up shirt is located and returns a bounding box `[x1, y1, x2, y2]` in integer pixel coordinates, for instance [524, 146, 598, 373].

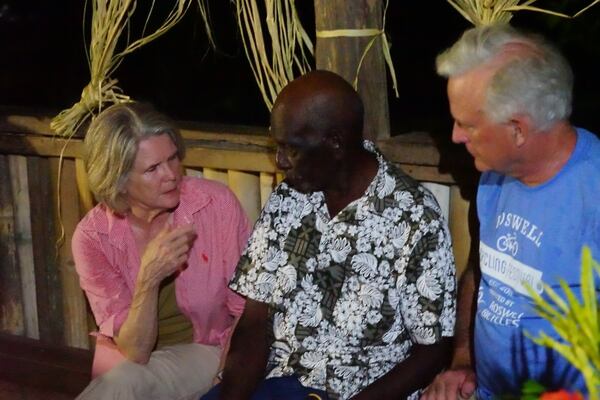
[72, 177, 251, 348]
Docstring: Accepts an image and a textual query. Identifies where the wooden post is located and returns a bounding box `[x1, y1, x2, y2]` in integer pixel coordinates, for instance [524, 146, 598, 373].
[314, 0, 390, 140]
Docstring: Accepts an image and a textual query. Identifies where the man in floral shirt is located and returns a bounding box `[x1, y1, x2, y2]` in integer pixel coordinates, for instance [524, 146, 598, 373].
[206, 71, 456, 400]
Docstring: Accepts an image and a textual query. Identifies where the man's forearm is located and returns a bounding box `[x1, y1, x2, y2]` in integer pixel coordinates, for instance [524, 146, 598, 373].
[451, 267, 478, 368]
[219, 299, 270, 400]
[352, 338, 453, 400]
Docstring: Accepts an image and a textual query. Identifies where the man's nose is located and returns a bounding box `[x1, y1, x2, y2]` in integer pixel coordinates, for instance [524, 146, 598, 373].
[451, 122, 468, 144]
[275, 148, 291, 170]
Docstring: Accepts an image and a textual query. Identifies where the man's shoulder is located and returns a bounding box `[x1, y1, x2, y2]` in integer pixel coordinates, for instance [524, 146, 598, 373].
[381, 158, 426, 194]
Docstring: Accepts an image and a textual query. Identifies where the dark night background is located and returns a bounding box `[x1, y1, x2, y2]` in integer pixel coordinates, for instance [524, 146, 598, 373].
[1, 1, 599, 136]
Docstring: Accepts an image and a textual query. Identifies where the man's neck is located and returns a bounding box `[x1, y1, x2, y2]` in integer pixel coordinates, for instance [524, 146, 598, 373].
[514, 122, 577, 186]
[324, 149, 379, 216]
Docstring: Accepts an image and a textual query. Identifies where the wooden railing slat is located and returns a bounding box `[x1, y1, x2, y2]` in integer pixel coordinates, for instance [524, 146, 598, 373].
[228, 170, 261, 223]
[55, 159, 89, 349]
[0, 155, 25, 335]
[202, 168, 228, 186]
[27, 156, 65, 344]
[8, 155, 38, 339]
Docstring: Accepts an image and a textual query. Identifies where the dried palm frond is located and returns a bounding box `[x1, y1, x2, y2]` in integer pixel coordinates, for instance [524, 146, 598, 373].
[447, 0, 600, 26]
[446, 0, 570, 26]
[51, 0, 193, 138]
[235, 0, 314, 110]
[196, 0, 216, 50]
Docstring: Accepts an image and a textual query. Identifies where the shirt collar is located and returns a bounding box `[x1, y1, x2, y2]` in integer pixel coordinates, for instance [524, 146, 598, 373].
[105, 176, 211, 249]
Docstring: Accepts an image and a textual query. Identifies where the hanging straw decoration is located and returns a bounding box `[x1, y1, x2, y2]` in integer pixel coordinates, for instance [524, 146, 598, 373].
[446, 0, 599, 26]
[235, 0, 314, 110]
[316, 0, 398, 97]
[50, 0, 194, 138]
[51, 0, 203, 250]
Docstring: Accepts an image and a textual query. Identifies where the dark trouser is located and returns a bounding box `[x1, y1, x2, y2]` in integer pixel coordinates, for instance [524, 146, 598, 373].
[200, 376, 329, 400]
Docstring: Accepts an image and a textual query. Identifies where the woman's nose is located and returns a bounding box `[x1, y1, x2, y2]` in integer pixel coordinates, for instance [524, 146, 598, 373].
[161, 163, 178, 180]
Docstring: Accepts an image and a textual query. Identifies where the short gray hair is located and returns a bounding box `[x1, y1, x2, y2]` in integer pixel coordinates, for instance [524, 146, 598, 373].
[84, 102, 185, 214]
[436, 24, 573, 130]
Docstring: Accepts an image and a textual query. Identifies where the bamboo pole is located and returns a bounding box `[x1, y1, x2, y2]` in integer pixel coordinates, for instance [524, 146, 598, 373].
[8, 155, 38, 339]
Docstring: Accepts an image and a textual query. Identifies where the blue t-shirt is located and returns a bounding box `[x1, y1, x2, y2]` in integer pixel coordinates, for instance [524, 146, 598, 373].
[474, 128, 600, 398]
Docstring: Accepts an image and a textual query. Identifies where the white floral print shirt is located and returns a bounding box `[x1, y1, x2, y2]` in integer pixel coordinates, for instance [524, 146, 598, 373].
[230, 141, 456, 399]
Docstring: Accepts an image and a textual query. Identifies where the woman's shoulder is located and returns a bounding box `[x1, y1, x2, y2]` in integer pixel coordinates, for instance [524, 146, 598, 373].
[181, 176, 237, 204]
[74, 203, 125, 242]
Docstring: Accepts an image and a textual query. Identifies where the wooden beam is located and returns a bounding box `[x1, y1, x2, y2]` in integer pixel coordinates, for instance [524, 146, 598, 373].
[0, 121, 476, 184]
[314, 0, 390, 140]
[0, 332, 91, 395]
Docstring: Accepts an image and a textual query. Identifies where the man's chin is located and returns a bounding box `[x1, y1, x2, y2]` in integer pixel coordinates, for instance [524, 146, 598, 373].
[285, 179, 314, 194]
[473, 160, 492, 173]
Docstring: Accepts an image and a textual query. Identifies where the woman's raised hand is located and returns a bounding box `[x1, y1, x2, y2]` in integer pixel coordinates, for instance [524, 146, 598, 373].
[139, 223, 197, 288]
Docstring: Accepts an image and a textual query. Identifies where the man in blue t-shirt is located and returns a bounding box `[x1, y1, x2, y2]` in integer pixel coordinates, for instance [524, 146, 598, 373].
[422, 24, 600, 399]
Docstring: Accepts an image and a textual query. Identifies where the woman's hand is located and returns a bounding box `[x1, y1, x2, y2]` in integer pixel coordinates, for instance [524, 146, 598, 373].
[138, 223, 197, 289]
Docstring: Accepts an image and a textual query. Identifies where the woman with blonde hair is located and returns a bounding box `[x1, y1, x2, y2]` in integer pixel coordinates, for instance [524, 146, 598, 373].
[73, 102, 250, 399]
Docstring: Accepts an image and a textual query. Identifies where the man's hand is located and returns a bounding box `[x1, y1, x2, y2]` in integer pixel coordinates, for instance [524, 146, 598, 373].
[420, 368, 476, 400]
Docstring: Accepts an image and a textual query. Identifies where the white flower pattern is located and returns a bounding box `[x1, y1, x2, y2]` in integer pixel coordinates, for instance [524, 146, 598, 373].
[230, 141, 456, 399]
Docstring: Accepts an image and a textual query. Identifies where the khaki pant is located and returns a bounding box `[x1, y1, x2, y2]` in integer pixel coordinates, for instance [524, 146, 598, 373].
[77, 343, 221, 400]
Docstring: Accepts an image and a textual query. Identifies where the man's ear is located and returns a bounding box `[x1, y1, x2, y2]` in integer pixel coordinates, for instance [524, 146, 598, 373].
[326, 131, 343, 151]
[509, 114, 531, 148]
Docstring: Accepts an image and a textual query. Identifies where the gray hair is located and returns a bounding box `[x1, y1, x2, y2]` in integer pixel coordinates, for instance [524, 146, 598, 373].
[436, 24, 573, 130]
[83, 102, 185, 214]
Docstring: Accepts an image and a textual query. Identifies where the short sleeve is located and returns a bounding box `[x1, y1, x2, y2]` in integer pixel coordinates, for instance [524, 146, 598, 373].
[229, 185, 292, 305]
[397, 201, 457, 345]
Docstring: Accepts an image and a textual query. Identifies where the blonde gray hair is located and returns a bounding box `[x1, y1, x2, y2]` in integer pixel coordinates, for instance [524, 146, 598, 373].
[436, 24, 573, 130]
[84, 102, 185, 214]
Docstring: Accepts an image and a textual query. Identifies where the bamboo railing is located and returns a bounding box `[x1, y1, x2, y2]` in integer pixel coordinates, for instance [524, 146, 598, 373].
[0, 112, 478, 350]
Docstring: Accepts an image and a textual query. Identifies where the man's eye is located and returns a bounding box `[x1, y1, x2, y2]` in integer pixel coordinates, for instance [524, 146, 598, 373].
[288, 148, 299, 158]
